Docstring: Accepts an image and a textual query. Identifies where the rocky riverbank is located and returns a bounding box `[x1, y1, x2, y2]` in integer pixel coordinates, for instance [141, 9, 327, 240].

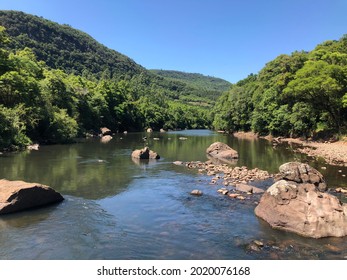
[231, 131, 347, 166]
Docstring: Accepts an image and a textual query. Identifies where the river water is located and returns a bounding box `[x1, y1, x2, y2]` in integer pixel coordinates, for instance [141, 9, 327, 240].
[0, 130, 346, 259]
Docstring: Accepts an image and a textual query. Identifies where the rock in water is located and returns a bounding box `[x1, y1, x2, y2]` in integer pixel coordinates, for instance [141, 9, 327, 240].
[100, 127, 112, 136]
[277, 161, 327, 191]
[100, 135, 112, 143]
[190, 190, 203, 196]
[255, 162, 347, 238]
[206, 142, 238, 160]
[0, 179, 64, 214]
[131, 147, 160, 159]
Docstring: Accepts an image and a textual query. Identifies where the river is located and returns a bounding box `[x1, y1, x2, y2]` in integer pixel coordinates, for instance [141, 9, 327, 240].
[0, 130, 346, 259]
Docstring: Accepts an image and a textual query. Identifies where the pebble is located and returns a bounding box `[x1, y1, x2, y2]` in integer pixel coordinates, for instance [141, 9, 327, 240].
[228, 193, 240, 198]
[253, 240, 264, 247]
[190, 190, 203, 196]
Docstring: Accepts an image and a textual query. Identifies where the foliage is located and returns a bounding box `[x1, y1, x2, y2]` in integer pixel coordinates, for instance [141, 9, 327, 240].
[212, 36, 347, 138]
[0, 14, 214, 151]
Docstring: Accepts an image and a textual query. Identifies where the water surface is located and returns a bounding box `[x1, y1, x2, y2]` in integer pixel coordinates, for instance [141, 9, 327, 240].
[0, 130, 346, 259]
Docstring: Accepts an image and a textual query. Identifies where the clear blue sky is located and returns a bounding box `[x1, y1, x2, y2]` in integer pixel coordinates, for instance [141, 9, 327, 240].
[1, 0, 346, 83]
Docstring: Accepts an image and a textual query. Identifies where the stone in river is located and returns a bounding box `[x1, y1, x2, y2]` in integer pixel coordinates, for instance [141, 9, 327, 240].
[190, 190, 203, 196]
[0, 179, 64, 215]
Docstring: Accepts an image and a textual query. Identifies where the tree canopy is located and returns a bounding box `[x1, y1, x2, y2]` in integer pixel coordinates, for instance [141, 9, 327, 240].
[212, 36, 347, 138]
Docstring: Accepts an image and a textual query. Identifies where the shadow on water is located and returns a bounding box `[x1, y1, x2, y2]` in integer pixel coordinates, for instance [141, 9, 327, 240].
[0, 130, 347, 259]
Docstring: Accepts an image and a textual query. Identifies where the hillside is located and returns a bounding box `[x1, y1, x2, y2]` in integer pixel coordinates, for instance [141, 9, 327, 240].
[0, 10, 143, 80]
[0, 10, 224, 105]
[151, 70, 231, 92]
[0, 10, 218, 150]
[151, 69, 231, 103]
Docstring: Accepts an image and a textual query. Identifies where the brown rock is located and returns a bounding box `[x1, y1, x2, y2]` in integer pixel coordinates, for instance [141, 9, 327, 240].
[206, 142, 238, 160]
[100, 127, 112, 136]
[255, 179, 347, 238]
[235, 183, 253, 193]
[190, 190, 203, 196]
[100, 135, 112, 143]
[251, 186, 265, 194]
[228, 193, 240, 198]
[0, 179, 64, 214]
[131, 147, 160, 159]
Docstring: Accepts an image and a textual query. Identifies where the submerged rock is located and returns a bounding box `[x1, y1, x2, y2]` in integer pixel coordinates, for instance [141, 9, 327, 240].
[0, 179, 64, 215]
[255, 162, 347, 238]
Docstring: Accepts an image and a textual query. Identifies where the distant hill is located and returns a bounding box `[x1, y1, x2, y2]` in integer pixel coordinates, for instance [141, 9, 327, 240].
[0, 11, 228, 105]
[151, 69, 231, 93]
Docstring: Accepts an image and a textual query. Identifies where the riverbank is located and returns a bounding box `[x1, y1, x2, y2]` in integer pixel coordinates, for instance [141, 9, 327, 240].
[232, 132, 347, 166]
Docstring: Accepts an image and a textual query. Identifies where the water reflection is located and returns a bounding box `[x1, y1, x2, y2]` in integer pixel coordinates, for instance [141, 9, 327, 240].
[0, 130, 346, 259]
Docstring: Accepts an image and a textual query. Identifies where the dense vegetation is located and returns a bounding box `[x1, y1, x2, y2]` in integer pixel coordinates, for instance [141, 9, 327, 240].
[150, 69, 231, 105]
[0, 11, 223, 151]
[212, 36, 347, 139]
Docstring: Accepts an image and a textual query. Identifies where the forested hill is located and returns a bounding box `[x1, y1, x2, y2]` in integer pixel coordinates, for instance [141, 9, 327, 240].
[0, 10, 222, 151]
[0, 10, 224, 106]
[0, 10, 144, 79]
[212, 35, 347, 138]
[151, 69, 231, 101]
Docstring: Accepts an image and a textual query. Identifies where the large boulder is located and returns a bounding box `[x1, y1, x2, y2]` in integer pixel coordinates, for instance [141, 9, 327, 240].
[206, 142, 238, 160]
[277, 162, 327, 191]
[0, 179, 64, 215]
[255, 162, 347, 238]
[131, 147, 160, 159]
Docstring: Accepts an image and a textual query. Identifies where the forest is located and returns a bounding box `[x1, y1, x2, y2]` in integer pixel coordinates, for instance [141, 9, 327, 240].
[0, 11, 229, 151]
[1, 10, 347, 151]
[212, 36, 347, 138]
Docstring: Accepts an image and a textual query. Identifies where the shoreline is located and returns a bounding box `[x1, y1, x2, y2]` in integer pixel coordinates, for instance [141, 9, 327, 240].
[232, 131, 347, 167]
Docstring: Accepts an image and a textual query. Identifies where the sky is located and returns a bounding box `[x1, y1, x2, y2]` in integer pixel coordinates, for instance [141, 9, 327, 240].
[0, 0, 346, 83]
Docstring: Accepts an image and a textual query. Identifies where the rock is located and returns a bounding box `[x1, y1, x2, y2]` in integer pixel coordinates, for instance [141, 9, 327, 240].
[206, 142, 238, 161]
[27, 144, 39, 150]
[336, 187, 347, 194]
[131, 147, 160, 160]
[173, 161, 184, 165]
[255, 179, 347, 238]
[100, 135, 112, 143]
[251, 186, 265, 194]
[278, 162, 327, 191]
[228, 193, 240, 198]
[179, 137, 188, 140]
[253, 240, 264, 247]
[100, 127, 111, 136]
[235, 183, 253, 193]
[123, 131, 128, 134]
[190, 190, 203, 196]
[146, 128, 153, 133]
[160, 128, 166, 133]
[0, 179, 64, 214]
